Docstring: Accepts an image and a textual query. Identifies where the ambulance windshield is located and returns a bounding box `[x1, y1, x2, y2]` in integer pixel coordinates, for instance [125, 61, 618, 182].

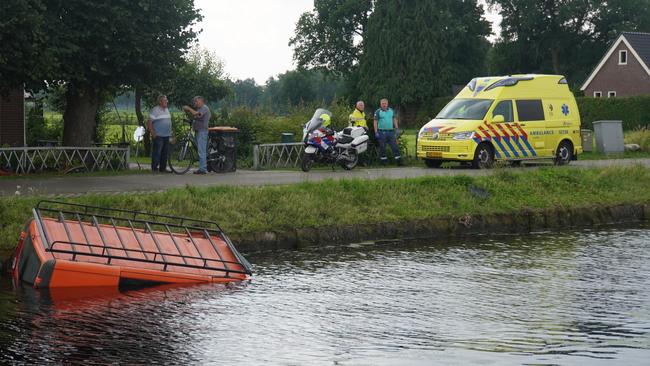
[436, 99, 493, 120]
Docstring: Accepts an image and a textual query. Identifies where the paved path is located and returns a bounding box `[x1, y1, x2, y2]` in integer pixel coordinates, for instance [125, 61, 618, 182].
[2, 158, 649, 197]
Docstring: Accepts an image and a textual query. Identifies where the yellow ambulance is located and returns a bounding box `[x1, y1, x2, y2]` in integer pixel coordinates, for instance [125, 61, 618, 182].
[416, 74, 583, 168]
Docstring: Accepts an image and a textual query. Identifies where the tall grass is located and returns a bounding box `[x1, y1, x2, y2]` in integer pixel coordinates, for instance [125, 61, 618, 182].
[625, 127, 650, 152]
[1, 166, 649, 251]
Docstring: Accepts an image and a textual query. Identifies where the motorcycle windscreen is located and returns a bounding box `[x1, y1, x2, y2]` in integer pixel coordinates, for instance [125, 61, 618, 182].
[304, 108, 332, 134]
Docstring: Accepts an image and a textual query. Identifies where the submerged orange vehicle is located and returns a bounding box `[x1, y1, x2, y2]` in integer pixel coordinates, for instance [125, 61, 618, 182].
[11, 201, 252, 288]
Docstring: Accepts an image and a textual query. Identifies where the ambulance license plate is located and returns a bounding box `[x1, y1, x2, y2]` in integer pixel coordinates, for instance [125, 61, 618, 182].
[426, 152, 442, 158]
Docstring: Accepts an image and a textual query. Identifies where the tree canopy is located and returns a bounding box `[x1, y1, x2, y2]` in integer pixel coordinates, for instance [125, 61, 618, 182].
[44, 0, 200, 91]
[289, 0, 373, 76]
[261, 69, 345, 114]
[358, 0, 491, 107]
[145, 48, 231, 109]
[1, 0, 203, 145]
[225, 79, 264, 110]
[291, 0, 491, 108]
[0, 0, 48, 92]
[487, 0, 650, 86]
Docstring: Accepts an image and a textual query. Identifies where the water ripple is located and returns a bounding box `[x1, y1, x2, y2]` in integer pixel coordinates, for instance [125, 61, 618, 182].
[1, 225, 649, 365]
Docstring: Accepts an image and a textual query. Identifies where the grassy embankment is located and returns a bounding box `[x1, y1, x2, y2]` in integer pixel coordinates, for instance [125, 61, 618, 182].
[1, 165, 649, 252]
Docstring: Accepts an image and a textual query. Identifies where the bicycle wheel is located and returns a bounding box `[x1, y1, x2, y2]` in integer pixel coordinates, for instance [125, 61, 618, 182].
[169, 139, 196, 174]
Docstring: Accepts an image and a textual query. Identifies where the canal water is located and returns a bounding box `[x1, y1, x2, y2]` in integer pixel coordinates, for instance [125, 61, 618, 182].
[1, 225, 649, 365]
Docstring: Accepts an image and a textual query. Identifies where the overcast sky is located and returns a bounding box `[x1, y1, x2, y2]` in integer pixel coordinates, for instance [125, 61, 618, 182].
[194, 0, 501, 84]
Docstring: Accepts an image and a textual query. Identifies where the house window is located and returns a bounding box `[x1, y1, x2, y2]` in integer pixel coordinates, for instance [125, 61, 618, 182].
[594, 91, 602, 98]
[619, 50, 627, 65]
[608, 91, 617, 98]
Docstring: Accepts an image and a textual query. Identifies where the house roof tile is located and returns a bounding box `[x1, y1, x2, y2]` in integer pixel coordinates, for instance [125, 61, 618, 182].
[622, 31, 650, 68]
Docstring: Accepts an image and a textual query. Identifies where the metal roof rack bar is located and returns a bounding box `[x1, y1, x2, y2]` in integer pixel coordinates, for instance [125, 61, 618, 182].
[33, 201, 253, 276]
[47, 241, 249, 276]
[36, 200, 224, 232]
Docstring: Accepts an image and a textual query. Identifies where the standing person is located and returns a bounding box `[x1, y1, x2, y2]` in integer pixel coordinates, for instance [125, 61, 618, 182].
[147, 95, 172, 173]
[373, 98, 402, 166]
[183, 96, 211, 175]
[349, 100, 367, 130]
[349, 100, 369, 166]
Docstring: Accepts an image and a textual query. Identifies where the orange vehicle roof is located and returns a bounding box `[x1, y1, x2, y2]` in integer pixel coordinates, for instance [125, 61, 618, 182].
[34, 218, 248, 280]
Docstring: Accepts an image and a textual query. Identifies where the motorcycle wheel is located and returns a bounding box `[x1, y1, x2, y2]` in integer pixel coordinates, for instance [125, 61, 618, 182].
[301, 152, 315, 172]
[340, 151, 358, 170]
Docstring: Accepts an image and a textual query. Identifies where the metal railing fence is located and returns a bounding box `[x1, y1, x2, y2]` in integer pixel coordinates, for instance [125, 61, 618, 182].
[0, 146, 129, 174]
[251, 142, 409, 170]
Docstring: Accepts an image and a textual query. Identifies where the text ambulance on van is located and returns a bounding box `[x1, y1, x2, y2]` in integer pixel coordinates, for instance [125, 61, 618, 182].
[416, 74, 583, 169]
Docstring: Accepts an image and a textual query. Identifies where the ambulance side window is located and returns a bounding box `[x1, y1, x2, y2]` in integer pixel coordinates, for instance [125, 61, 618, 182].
[516, 100, 545, 121]
[492, 100, 513, 122]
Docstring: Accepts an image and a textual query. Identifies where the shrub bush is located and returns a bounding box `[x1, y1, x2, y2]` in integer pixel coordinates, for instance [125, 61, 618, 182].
[415, 96, 453, 126]
[26, 105, 63, 146]
[577, 96, 650, 130]
[210, 100, 357, 161]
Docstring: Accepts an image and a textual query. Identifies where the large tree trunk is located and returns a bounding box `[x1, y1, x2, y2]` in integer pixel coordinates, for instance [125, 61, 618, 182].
[62, 86, 100, 146]
[134, 86, 151, 154]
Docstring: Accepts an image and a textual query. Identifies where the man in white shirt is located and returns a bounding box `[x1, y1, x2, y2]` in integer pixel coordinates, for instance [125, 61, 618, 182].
[147, 95, 173, 173]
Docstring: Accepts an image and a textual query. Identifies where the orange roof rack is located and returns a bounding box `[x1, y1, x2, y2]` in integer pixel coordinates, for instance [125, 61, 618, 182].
[12, 201, 252, 289]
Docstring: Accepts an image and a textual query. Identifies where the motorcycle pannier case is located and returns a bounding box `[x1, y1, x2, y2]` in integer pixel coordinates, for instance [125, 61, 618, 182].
[351, 135, 369, 153]
[343, 127, 366, 138]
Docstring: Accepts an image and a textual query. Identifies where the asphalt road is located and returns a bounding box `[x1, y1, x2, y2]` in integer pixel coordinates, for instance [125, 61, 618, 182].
[1, 158, 649, 197]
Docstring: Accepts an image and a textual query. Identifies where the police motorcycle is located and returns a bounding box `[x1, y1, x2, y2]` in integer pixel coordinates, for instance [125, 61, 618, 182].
[301, 108, 369, 172]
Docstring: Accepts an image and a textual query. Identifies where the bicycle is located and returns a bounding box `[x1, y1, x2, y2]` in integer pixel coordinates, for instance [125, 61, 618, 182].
[168, 120, 236, 174]
[168, 119, 199, 174]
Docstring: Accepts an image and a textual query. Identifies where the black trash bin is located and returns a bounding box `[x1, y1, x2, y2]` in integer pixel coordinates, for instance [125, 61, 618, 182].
[281, 132, 294, 143]
[207, 126, 239, 172]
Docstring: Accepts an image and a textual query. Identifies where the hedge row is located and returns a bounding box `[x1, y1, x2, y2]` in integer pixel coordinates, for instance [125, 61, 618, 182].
[576, 96, 650, 130]
[413, 95, 650, 131]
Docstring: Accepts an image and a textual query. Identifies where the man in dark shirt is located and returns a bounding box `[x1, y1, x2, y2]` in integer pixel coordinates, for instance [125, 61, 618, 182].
[183, 96, 211, 174]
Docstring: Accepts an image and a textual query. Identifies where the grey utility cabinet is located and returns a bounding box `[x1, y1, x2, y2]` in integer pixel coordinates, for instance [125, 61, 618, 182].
[593, 120, 624, 154]
[581, 129, 593, 152]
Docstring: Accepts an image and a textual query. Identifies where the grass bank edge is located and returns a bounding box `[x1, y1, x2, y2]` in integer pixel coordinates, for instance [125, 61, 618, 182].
[1, 165, 649, 251]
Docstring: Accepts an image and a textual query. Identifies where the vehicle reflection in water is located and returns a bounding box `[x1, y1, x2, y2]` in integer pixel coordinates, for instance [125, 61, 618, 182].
[0, 282, 249, 364]
[1, 224, 649, 365]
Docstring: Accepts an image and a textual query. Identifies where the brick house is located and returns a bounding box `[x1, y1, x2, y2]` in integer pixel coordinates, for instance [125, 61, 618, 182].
[0, 88, 26, 147]
[580, 32, 650, 98]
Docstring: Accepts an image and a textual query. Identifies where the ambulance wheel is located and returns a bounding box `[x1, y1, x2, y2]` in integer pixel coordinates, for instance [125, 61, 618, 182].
[301, 152, 314, 172]
[424, 159, 443, 168]
[472, 143, 494, 169]
[554, 140, 573, 166]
